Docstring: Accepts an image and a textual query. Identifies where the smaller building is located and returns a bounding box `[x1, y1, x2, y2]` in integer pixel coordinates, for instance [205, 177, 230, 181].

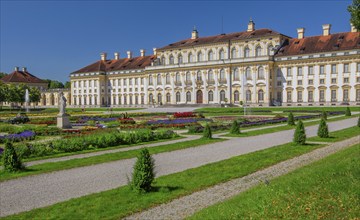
[1, 67, 48, 90]
[40, 88, 71, 107]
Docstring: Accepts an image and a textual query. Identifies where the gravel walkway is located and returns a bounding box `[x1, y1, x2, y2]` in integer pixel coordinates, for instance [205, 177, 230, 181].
[0, 117, 357, 217]
[125, 135, 360, 220]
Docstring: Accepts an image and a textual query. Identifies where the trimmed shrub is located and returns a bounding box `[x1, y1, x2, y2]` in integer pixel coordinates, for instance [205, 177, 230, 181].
[358, 117, 360, 127]
[293, 120, 306, 145]
[345, 107, 351, 116]
[230, 120, 240, 134]
[321, 110, 327, 120]
[3, 142, 23, 172]
[130, 148, 155, 193]
[287, 112, 295, 126]
[203, 124, 212, 139]
[317, 118, 329, 138]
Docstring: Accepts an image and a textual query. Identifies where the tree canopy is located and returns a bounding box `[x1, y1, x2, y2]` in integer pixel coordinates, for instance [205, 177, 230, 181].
[348, 0, 360, 30]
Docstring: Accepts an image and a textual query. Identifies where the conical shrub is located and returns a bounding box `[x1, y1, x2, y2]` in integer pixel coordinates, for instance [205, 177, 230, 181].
[230, 120, 241, 134]
[357, 117, 360, 127]
[287, 112, 295, 125]
[317, 118, 329, 138]
[3, 142, 23, 172]
[293, 120, 306, 145]
[130, 148, 155, 193]
[203, 124, 212, 139]
[321, 110, 327, 120]
[345, 107, 351, 116]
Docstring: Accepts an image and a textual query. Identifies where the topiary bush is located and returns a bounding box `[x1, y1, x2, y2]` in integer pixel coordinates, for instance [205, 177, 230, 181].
[287, 112, 295, 126]
[130, 148, 155, 193]
[317, 118, 329, 138]
[293, 120, 306, 145]
[345, 107, 351, 116]
[3, 142, 23, 172]
[230, 120, 240, 134]
[321, 110, 327, 120]
[203, 124, 212, 139]
[358, 117, 360, 127]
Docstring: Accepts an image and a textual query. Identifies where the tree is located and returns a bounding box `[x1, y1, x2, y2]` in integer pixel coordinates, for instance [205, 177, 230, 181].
[203, 124, 212, 139]
[47, 80, 64, 89]
[0, 82, 6, 109]
[348, 0, 360, 30]
[345, 107, 352, 116]
[317, 118, 329, 138]
[230, 120, 240, 134]
[0, 72, 7, 79]
[130, 148, 155, 193]
[293, 120, 306, 145]
[29, 87, 41, 104]
[64, 81, 71, 88]
[357, 117, 360, 127]
[287, 112, 295, 125]
[3, 142, 23, 172]
[321, 110, 328, 120]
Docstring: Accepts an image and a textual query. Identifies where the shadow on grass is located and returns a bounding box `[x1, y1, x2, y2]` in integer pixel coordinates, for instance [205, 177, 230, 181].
[151, 185, 182, 193]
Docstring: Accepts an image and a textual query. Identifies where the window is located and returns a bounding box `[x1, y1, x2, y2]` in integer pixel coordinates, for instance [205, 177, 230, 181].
[331, 64, 337, 74]
[344, 77, 349, 83]
[331, 90, 337, 101]
[208, 70, 214, 81]
[357, 89, 360, 101]
[277, 92, 282, 102]
[166, 73, 170, 84]
[123, 95, 127, 105]
[208, 50, 214, 61]
[297, 80, 302, 85]
[258, 89, 264, 102]
[319, 90, 325, 102]
[219, 49, 225, 60]
[166, 93, 171, 103]
[220, 90, 226, 102]
[244, 47, 250, 57]
[357, 77, 360, 83]
[157, 74, 161, 84]
[186, 91, 191, 102]
[287, 68, 292, 77]
[135, 95, 138, 105]
[320, 79, 325, 84]
[129, 95, 133, 105]
[149, 93, 153, 103]
[297, 67, 303, 76]
[308, 91, 314, 102]
[308, 66, 314, 75]
[357, 63, 360, 72]
[186, 72, 191, 81]
[331, 78, 337, 84]
[220, 69, 225, 81]
[287, 81, 292, 86]
[233, 68, 239, 81]
[246, 90, 251, 102]
[246, 67, 252, 80]
[176, 92, 181, 102]
[188, 53, 194, 63]
[135, 78, 138, 85]
[277, 81, 282, 86]
[178, 55, 183, 64]
[268, 45, 274, 55]
[196, 71, 202, 81]
[320, 65, 325, 74]
[169, 55, 174, 64]
[344, 63, 349, 73]
[231, 48, 236, 58]
[157, 93, 162, 104]
[343, 89, 349, 102]
[208, 91, 214, 102]
[287, 91, 292, 102]
[149, 75, 153, 85]
[255, 46, 262, 57]
[297, 91, 303, 102]
[258, 66, 264, 79]
[176, 73, 181, 83]
[197, 52, 203, 62]
[308, 79, 313, 85]
[277, 69, 282, 77]
[234, 90, 239, 101]
[161, 56, 165, 65]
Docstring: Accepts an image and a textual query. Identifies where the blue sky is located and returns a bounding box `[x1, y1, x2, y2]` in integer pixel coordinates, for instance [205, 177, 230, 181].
[0, 0, 353, 83]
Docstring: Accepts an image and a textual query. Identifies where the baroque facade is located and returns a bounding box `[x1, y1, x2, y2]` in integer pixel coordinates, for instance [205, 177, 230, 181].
[70, 20, 360, 107]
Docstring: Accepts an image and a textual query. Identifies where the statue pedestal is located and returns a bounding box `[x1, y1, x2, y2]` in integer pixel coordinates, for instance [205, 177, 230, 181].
[57, 114, 72, 129]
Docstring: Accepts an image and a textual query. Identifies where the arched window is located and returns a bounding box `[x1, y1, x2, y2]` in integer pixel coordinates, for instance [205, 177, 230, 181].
[244, 47, 250, 57]
[258, 89, 264, 101]
[208, 50, 214, 61]
[188, 53, 194, 63]
[196, 71, 202, 81]
[220, 90, 226, 102]
[157, 74, 162, 84]
[166, 93, 171, 103]
[129, 94, 133, 105]
[176, 92, 181, 102]
[161, 56, 165, 65]
[166, 73, 170, 84]
[176, 72, 180, 82]
[219, 49, 225, 60]
[178, 54, 183, 64]
[208, 91, 214, 102]
[208, 70, 214, 81]
[255, 46, 262, 57]
[186, 72, 191, 81]
[157, 93, 162, 103]
[149, 93, 153, 103]
[186, 91, 191, 102]
[246, 67, 252, 80]
[231, 48, 236, 59]
[234, 90, 239, 101]
[220, 69, 225, 81]
[149, 75, 153, 85]
[233, 68, 239, 81]
[268, 45, 274, 55]
[197, 52, 203, 62]
[258, 66, 264, 79]
[169, 55, 174, 64]
[246, 90, 252, 102]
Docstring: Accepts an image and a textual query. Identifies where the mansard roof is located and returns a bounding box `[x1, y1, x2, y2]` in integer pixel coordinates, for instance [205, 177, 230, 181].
[1, 70, 46, 84]
[72, 55, 156, 74]
[276, 31, 360, 57]
[158, 28, 283, 50]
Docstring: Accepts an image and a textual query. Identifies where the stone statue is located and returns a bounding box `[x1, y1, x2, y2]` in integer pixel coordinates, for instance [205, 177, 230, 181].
[57, 91, 71, 129]
[59, 92, 67, 116]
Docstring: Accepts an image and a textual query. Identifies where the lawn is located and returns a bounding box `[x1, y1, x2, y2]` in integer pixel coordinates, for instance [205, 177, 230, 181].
[189, 144, 360, 220]
[307, 126, 360, 142]
[3, 142, 326, 220]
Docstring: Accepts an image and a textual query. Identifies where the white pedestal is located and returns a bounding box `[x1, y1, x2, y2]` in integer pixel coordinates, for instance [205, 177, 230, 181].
[57, 114, 72, 129]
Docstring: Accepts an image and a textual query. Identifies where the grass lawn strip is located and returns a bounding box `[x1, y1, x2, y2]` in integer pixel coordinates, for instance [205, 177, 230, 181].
[2, 141, 335, 219]
[0, 138, 224, 182]
[189, 142, 360, 220]
[307, 126, 360, 143]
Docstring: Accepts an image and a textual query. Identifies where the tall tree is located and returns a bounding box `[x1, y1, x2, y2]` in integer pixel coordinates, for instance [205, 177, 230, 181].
[0, 82, 6, 109]
[29, 87, 41, 104]
[0, 72, 7, 79]
[348, 0, 360, 30]
[64, 81, 71, 88]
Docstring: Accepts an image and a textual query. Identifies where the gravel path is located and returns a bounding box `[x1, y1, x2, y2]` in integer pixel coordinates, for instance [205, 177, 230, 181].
[0, 117, 357, 217]
[125, 135, 360, 220]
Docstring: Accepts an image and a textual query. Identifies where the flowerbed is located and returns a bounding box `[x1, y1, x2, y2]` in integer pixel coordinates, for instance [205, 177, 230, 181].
[173, 112, 196, 118]
[0, 130, 36, 143]
[147, 118, 211, 125]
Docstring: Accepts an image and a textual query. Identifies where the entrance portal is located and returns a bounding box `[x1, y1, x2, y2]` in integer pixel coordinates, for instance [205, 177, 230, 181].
[196, 90, 203, 104]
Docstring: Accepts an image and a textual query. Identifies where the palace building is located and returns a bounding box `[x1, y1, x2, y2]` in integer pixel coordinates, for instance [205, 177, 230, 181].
[69, 20, 360, 107]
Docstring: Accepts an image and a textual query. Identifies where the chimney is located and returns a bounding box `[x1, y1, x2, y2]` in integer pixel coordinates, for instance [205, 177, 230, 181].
[114, 52, 119, 60]
[247, 18, 255, 32]
[127, 51, 132, 59]
[191, 26, 198, 39]
[100, 52, 107, 61]
[297, 28, 305, 39]
[22, 67, 27, 72]
[140, 49, 145, 57]
[322, 24, 331, 36]
[14, 67, 19, 71]
[153, 48, 157, 55]
[351, 23, 358, 32]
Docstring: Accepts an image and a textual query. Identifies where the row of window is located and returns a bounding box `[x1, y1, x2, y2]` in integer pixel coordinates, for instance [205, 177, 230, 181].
[286, 89, 360, 102]
[286, 77, 354, 86]
[280, 63, 360, 77]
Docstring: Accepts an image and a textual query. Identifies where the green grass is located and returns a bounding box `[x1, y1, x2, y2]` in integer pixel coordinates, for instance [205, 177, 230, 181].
[307, 126, 360, 143]
[195, 106, 360, 113]
[0, 138, 224, 182]
[3, 141, 326, 220]
[189, 144, 360, 220]
[0, 107, 143, 113]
